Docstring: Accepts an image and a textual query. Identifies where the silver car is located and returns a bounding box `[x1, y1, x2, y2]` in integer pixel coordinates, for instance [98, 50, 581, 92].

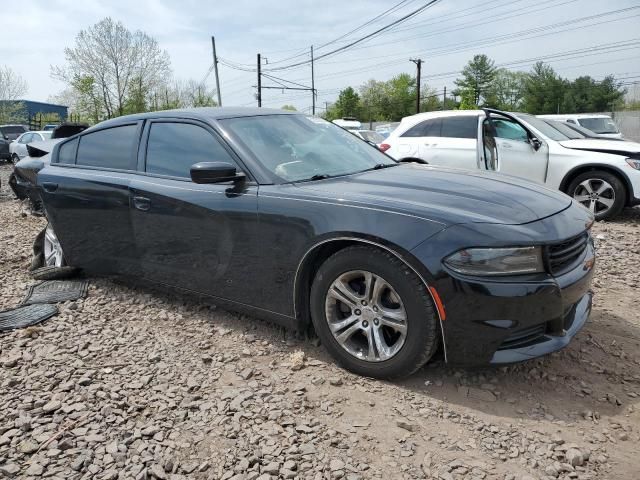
[9, 131, 52, 163]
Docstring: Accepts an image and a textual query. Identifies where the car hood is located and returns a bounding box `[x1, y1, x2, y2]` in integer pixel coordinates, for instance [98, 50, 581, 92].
[294, 164, 572, 226]
[559, 139, 640, 156]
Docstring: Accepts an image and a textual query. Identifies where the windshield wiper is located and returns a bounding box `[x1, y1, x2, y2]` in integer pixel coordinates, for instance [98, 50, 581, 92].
[309, 174, 331, 181]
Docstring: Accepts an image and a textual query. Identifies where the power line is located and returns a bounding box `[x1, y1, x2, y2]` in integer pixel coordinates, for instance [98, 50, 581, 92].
[265, 0, 441, 71]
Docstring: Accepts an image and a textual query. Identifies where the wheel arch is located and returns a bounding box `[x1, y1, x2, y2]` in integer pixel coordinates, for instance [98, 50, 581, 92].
[559, 163, 633, 205]
[293, 235, 447, 360]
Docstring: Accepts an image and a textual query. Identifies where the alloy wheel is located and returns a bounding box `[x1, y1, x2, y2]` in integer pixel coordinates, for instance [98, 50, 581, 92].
[324, 270, 408, 362]
[573, 178, 615, 215]
[43, 224, 64, 267]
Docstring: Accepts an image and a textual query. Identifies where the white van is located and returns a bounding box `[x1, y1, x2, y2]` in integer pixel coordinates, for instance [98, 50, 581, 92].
[537, 114, 622, 139]
[332, 117, 362, 131]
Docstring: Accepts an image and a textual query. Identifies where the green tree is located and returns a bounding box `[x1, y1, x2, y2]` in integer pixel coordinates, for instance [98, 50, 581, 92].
[333, 87, 361, 118]
[484, 69, 528, 110]
[281, 104, 297, 111]
[454, 54, 497, 106]
[458, 87, 478, 110]
[522, 62, 567, 114]
[385, 73, 416, 120]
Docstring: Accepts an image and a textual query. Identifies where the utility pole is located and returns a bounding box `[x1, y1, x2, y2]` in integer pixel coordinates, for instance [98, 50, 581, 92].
[310, 45, 316, 116]
[442, 86, 446, 110]
[211, 36, 222, 106]
[257, 53, 262, 107]
[410, 59, 423, 114]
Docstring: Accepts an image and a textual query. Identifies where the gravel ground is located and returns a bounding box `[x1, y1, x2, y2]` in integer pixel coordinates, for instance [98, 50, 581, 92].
[1, 163, 639, 480]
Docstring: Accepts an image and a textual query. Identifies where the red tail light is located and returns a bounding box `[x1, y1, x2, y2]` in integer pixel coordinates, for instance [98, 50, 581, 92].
[379, 143, 391, 152]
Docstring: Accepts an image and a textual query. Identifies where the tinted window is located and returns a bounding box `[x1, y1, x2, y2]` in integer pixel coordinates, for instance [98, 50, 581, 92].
[58, 138, 78, 164]
[76, 125, 137, 170]
[441, 116, 478, 139]
[401, 119, 441, 137]
[20, 133, 33, 144]
[566, 119, 576, 124]
[145, 122, 236, 178]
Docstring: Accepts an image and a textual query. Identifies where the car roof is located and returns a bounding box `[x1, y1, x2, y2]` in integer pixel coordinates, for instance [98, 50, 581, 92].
[94, 107, 297, 129]
[401, 110, 483, 122]
[538, 113, 611, 119]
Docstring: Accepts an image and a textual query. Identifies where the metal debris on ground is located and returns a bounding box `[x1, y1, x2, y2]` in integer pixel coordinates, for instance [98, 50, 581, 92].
[0, 304, 58, 331]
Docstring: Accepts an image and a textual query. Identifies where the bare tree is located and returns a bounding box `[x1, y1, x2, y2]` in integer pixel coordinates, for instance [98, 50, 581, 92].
[0, 65, 28, 123]
[52, 17, 171, 118]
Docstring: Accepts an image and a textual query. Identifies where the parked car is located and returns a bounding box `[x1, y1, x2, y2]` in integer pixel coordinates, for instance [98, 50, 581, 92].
[24, 107, 595, 378]
[9, 131, 52, 163]
[0, 124, 28, 162]
[548, 119, 626, 141]
[382, 109, 640, 220]
[42, 124, 58, 131]
[537, 114, 623, 139]
[9, 122, 89, 209]
[352, 129, 385, 145]
[332, 117, 362, 130]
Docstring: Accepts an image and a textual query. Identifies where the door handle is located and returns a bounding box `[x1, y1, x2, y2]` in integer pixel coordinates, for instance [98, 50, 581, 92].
[133, 196, 151, 211]
[42, 182, 58, 192]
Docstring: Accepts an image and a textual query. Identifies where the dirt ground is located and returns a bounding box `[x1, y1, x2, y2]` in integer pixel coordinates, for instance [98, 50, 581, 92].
[1, 163, 639, 480]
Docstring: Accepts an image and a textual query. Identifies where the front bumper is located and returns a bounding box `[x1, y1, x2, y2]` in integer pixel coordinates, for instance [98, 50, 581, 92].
[410, 204, 595, 366]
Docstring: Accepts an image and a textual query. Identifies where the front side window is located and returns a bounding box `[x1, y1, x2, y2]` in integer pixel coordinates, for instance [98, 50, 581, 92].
[491, 118, 528, 142]
[76, 125, 138, 170]
[221, 114, 396, 182]
[145, 122, 236, 178]
[401, 119, 441, 137]
[19, 133, 32, 144]
[441, 116, 478, 139]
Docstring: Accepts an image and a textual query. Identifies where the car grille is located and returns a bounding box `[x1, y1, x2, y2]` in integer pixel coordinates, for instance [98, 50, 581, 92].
[546, 232, 589, 275]
[497, 324, 547, 350]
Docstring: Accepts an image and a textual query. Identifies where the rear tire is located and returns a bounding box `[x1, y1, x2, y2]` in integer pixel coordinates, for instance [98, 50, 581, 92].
[567, 170, 626, 221]
[310, 245, 439, 379]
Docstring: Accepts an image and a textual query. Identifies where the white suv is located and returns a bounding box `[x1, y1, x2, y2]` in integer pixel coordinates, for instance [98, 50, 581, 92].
[382, 109, 640, 220]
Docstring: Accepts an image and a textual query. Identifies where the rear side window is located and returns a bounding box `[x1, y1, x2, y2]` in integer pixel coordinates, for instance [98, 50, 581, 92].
[401, 119, 441, 137]
[145, 122, 236, 178]
[76, 125, 138, 170]
[441, 116, 478, 139]
[58, 138, 78, 164]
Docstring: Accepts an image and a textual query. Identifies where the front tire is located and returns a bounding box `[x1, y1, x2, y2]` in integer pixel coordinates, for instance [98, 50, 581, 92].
[310, 246, 439, 379]
[567, 170, 626, 221]
[11, 154, 20, 164]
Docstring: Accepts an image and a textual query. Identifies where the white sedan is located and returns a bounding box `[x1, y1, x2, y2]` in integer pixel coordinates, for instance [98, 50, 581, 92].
[382, 109, 640, 220]
[9, 131, 52, 163]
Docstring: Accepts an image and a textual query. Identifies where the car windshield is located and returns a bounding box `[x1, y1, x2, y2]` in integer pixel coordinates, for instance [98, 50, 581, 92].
[221, 114, 397, 182]
[357, 130, 385, 143]
[515, 114, 570, 141]
[577, 117, 619, 134]
[542, 120, 585, 139]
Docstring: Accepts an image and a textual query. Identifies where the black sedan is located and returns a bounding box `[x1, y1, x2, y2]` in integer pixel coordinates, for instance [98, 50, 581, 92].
[30, 108, 595, 378]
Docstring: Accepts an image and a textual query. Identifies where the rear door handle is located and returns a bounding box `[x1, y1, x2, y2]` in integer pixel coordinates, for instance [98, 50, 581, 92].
[42, 182, 58, 192]
[133, 196, 151, 211]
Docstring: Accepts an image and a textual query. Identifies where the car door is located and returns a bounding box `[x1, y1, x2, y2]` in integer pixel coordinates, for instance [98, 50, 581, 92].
[483, 116, 549, 183]
[432, 115, 480, 169]
[394, 118, 441, 162]
[130, 119, 259, 304]
[37, 123, 142, 275]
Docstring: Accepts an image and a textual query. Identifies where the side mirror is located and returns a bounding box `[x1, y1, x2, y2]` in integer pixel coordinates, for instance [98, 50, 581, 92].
[530, 137, 542, 151]
[190, 162, 245, 184]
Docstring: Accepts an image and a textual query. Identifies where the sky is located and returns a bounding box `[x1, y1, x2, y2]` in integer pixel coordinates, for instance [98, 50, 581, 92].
[2, 0, 640, 113]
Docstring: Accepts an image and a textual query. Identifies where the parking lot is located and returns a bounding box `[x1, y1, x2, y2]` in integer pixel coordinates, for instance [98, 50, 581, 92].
[1, 163, 639, 480]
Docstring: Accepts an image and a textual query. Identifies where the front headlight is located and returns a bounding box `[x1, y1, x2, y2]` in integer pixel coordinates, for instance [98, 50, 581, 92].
[444, 246, 544, 276]
[625, 158, 640, 170]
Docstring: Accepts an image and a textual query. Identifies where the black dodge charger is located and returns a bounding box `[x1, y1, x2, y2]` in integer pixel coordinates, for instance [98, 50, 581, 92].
[26, 108, 595, 378]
